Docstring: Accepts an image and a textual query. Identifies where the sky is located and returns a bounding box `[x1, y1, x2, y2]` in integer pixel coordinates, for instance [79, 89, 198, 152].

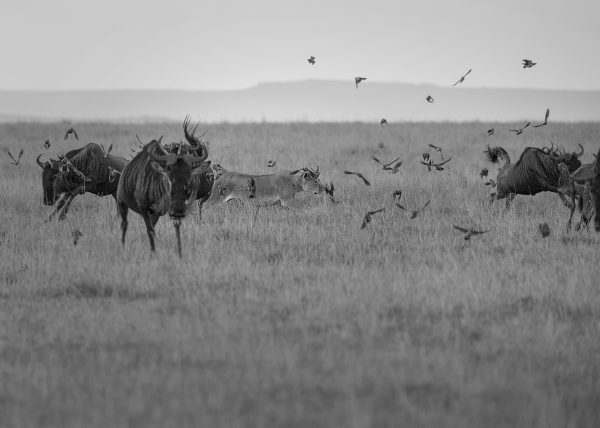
[1, 0, 598, 91]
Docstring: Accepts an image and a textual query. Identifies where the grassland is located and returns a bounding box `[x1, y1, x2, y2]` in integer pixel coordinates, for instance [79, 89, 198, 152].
[1, 121, 599, 428]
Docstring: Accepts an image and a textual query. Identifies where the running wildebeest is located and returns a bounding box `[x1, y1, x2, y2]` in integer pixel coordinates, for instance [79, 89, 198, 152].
[117, 120, 211, 256]
[485, 144, 584, 208]
[38, 143, 128, 221]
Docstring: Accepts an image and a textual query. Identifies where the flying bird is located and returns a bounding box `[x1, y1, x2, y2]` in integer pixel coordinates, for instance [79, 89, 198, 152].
[343, 170, 370, 186]
[480, 168, 489, 178]
[533, 108, 550, 128]
[452, 68, 472, 86]
[360, 208, 385, 229]
[396, 199, 431, 219]
[64, 127, 79, 140]
[7, 149, 23, 166]
[509, 121, 531, 135]
[266, 160, 277, 168]
[355, 77, 367, 88]
[485, 179, 496, 187]
[380, 118, 387, 126]
[371, 155, 401, 171]
[43, 139, 51, 149]
[101, 143, 113, 158]
[522, 59, 537, 68]
[390, 161, 403, 174]
[538, 222, 551, 238]
[487, 128, 494, 136]
[428, 143, 445, 160]
[426, 95, 435, 103]
[421, 157, 452, 171]
[72, 229, 83, 246]
[453, 225, 488, 240]
[308, 56, 315, 65]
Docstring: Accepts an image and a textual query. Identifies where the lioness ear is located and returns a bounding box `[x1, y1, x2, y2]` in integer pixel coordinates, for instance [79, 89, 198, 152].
[150, 161, 165, 173]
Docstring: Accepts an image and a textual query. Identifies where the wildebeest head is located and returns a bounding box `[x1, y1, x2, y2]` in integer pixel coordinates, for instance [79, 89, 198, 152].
[548, 144, 584, 173]
[148, 124, 210, 219]
[290, 167, 322, 195]
[37, 154, 60, 205]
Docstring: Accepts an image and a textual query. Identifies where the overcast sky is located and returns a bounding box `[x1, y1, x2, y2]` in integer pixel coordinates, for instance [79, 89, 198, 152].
[1, 0, 598, 91]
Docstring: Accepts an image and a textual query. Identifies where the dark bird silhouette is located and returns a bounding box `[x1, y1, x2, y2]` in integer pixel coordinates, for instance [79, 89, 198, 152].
[266, 160, 276, 168]
[538, 222, 551, 238]
[453, 225, 488, 240]
[390, 161, 403, 174]
[308, 56, 315, 65]
[101, 143, 113, 158]
[480, 168, 489, 178]
[422, 153, 430, 161]
[360, 208, 385, 229]
[380, 118, 387, 126]
[522, 59, 537, 68]
[64, 127, 79, 140]
[372, 155, 401, 171]
[396, 199, 431, 219]
[426, 95, 435, 103]
[533, 108, 550, 128]
[7, 149, 23, 166]
[509, 121, 531, 135]
[487, 128, 494, 136]
[392, 189, 402, 200]
[452, 68, 472, 86]
[421, 157, 452, 171]
[322, 182, 336, 203]
[343, 170, 370, 186]
[72, 229, 83, 246]
[43, 139, 51, 149]
[484, 179, 496, 187]
[355, 77, 367, 88]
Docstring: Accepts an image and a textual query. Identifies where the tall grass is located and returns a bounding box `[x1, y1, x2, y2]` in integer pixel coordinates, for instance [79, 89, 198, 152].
[0, 121, 599, 428]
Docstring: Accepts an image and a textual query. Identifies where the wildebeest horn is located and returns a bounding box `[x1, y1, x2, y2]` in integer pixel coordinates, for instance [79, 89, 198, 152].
[575, 144, 584, 157]
[36, 154, 49, 169]
[183, 116, 208, 162]
[147, 139, 175, 165]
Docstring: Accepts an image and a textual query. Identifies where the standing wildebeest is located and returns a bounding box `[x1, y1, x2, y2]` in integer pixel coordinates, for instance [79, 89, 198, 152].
[37, 143, 128, 221]
[117, 121, 210, 256]
[486, 144, 584, 207]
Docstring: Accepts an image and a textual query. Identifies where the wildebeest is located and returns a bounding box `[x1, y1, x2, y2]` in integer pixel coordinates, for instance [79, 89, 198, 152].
[37, 143, 128, 221]
[486, 144, 584, 207]
[208, 165, 324, 208]
[558, 162, 596, 230]
[116, 120, 210, 256]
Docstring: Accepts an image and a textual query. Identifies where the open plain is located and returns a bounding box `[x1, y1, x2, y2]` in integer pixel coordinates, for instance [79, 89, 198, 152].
[1, 121, 599, 428]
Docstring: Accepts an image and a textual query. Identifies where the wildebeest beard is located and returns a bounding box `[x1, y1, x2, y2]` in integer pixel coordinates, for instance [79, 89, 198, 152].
[166, 158, 194, 218]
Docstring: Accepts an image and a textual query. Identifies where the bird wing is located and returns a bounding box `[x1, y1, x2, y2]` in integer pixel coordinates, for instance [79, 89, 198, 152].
[428, 144, 440, 151]
[360, 218, 368, 229]
[436, 157, 452, 166]
[7, 150, 17, 163]
[357, 173, 370, 186]
[420, 161, 430, 166]
[73, 130, 79, 139]
[464, 68, 472, 77]
[453, 225, 469, 233]
[371, 156, 383, 166]
[451, 78, 460, 86]
[395, 203, 410, 212]
[384, 156, 401, 168]
[343, 170, 356, 176]
[420, 199, 431, 211]
[370, 208, 385, 215]
[472, 230, 488, 235]
[522, 121, 531, 129]
[64, 131, 69, 140]
[17, 149, 23, 160]
[544, 108, 550, 122]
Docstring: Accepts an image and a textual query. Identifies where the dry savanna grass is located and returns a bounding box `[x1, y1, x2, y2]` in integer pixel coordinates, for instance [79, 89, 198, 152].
[1, 121, 599, 428]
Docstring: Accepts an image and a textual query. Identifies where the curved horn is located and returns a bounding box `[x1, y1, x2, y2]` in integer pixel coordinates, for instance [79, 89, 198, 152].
[147, 139, 173, 164]
[183, 116, 208, 162]
[575, 144, 584, 157]
[36, 154, 49, 169]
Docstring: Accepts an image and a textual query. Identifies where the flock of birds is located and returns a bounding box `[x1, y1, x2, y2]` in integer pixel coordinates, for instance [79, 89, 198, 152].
[4, 57, 554, 242]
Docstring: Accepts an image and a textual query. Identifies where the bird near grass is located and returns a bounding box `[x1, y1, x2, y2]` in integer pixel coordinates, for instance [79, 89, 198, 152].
[480, 168, 489, 178]
[509, 121, 531, 135]
[487, 128, 494, 136]
[371, 155, 402, 172]
[538, 223, 551, 238]
[266, 160, 277, 168]
[484, 179, 496, 187]
[360, 208, 385, 229]
[72, 229, 83, 246]
[396, 199, 431, 219]
[533, 108, 550, 128]
[452, 68, 472, 86]
[453, 225, 488, 240]
[343, 170, 370, 186]
[428, 143, 445, 160]
[421, 157, 452, 171]
[426, 95, 435, 103]
[380, 118, 387, 126]
[522, 59, 537, 68]
[355, 77, 367, 88]
[64, 127, 79, 140]
[7, 149, 23, 166]
[43, 139, 51, 149]
[308, 56, 315, 65]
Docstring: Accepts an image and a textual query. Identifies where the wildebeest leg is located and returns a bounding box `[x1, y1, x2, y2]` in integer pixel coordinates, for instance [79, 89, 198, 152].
[118, 202, 129, 246]
[504, 194, 515, 210]
[173, 219, 182, 258]
[142, 210, 160, 252]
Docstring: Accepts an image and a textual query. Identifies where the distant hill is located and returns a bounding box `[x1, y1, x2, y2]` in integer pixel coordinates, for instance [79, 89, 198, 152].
[1, 81, 599, 122]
